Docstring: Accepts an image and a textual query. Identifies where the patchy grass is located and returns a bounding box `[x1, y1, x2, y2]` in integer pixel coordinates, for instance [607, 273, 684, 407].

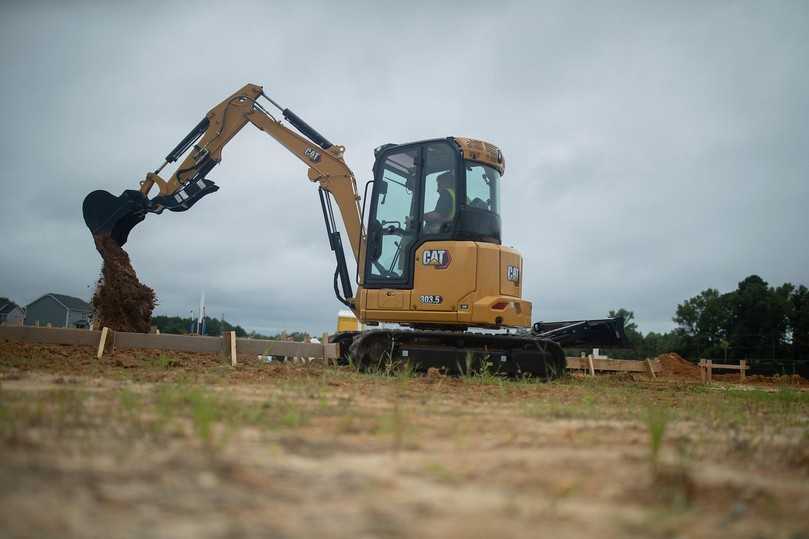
[1, 347, 808, 539]
[513, 376, 809, 429]
[149, 353, 179, 370]
[151, 383, 313, 444]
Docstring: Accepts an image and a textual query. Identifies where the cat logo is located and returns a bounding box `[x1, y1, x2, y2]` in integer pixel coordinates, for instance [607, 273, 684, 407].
[506, 265, 520, 283]
[304, 147, 321, 162]
[422, 249, 451, 269]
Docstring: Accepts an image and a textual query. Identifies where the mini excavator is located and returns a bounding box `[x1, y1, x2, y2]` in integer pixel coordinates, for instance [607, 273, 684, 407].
[83, 83, 625, 378]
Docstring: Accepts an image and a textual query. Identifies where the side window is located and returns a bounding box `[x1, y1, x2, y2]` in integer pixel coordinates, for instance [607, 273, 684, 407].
[465, 162, 500, 214]
[421, 143, 457, 236]
[366, 149, 418, 282]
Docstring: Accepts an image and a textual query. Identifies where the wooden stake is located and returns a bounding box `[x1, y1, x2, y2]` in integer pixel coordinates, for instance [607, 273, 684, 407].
[97, 327, 110, 359]
[587, 355, 596, 376]
[229, 331, 237, 366]
[706, 359, 713, 384]
[699, 359, 706, 384]
[645, 358, 656, 379]
[740, 359, 747, 382]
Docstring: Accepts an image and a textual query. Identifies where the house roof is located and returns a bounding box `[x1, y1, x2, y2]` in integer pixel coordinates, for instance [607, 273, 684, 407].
[50, 294, 93, 312]
[29, 293, 93, 313]
[0, 299, 21, 315]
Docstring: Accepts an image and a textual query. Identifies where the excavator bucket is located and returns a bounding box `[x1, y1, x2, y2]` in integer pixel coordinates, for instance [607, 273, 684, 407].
[82, 189, 149, 247]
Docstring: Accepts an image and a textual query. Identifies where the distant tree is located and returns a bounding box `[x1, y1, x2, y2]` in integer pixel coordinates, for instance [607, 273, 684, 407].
[608, 308, 637, 332]
[788, 285, 809, 363]
[151, 315, 247, 337]
[671, 275, 803, 362]
[151, 315, 189, 335]
[637, 331, 684, 358]
[729, 275, 790, 359]
[608, 308, 642, 347]
[673, 288, 733, 358]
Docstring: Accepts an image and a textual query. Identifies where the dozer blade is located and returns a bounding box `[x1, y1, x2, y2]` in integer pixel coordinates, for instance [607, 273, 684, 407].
[82, 189, 149, 247]
[533, 317, 628, 347]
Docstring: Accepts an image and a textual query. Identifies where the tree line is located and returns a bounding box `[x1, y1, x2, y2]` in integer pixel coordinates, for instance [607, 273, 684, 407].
[151, 315, 248, 338]
[609, 274, 809, 373]
[150, 315, 313, 342]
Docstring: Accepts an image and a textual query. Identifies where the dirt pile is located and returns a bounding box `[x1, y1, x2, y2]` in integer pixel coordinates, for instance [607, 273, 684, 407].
[656, 352, 701, 380]
[91, 234, 156, 333]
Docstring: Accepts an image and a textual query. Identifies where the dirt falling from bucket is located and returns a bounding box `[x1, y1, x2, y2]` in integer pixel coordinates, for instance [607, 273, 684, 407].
[91, 234, 156, 333]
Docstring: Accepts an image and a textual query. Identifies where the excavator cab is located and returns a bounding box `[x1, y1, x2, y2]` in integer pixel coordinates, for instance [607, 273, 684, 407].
[363, 138, 504, 288]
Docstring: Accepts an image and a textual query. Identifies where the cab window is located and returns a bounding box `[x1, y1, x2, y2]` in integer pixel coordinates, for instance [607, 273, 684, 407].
[366, 149, 419, 282]
[464, 161, 500, 214]
[421, 142, 457, 236]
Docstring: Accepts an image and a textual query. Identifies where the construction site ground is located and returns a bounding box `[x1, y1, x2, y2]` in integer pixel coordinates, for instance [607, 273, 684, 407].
[1, 342, 808, 539]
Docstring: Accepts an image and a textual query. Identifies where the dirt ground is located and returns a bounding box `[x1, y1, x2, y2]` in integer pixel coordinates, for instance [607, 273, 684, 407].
[1, 343, 808, 539]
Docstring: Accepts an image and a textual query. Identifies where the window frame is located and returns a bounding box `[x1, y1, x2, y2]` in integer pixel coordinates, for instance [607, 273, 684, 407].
[363, 143, 423, 289]
[419, 140, 464, 241]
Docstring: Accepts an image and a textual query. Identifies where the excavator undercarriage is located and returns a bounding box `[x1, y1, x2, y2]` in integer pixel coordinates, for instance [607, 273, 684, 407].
[334, 317, 625, 378]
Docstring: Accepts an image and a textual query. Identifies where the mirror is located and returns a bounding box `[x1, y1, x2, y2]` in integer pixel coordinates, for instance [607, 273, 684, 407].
[368, 220, 383, 261]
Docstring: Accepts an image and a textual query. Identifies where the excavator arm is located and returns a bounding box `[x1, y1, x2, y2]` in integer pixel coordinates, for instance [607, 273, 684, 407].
[82, 83, 364, 306]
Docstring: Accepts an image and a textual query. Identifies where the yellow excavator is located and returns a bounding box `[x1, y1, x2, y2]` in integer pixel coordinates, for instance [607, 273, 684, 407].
[83, 83, 624, 377]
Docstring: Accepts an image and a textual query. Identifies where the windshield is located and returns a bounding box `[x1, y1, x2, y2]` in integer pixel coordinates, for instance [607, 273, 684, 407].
[464, 161, 500, 215]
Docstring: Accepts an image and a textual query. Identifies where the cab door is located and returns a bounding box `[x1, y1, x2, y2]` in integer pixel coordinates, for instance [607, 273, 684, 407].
[364, 147, 420, 289]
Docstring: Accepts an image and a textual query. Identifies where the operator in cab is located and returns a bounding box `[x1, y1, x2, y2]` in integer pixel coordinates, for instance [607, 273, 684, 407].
[423, 171, 455, 234]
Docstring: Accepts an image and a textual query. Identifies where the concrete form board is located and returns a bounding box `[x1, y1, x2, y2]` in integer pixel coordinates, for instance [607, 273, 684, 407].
[1, 326, 338, 359]
[0, 326, 100, 346]
[114, 332, 223, 353]
[566, 357, 662, 373]
[235, 338, 326, 358]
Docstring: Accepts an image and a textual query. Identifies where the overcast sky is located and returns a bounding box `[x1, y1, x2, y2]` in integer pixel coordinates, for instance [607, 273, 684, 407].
[1, 1, 807, 336]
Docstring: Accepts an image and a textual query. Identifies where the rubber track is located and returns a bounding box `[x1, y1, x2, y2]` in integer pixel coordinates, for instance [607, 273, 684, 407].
[347, 329, 567, 379]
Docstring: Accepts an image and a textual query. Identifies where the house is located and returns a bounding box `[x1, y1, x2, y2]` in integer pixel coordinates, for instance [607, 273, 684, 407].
[0, 297, 25, 326]
[24, 293, 93, 328]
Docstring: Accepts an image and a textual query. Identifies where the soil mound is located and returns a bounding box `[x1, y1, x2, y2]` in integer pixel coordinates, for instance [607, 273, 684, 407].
[657, 352, 700, 380]
[91, 234, 156, 333]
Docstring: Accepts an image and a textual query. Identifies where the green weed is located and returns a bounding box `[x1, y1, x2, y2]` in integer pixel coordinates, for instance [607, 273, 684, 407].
[376, 395, 408, 453]
[151, 354, 179, 370]
[423, 462, 457, 483]
[644, 406, 670, 466]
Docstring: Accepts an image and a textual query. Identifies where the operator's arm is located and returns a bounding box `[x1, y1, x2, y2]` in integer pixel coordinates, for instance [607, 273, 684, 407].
[140, 84, 364, 262]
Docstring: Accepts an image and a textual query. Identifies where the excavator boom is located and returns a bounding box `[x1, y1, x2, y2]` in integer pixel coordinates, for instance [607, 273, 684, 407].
[83, 84, 363, 252]
[82, 84, 364, 304]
